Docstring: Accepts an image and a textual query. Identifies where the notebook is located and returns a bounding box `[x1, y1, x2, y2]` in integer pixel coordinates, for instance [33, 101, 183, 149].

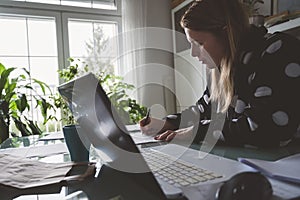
[239, 153, 300, 184]
[57, 73, 254, 199]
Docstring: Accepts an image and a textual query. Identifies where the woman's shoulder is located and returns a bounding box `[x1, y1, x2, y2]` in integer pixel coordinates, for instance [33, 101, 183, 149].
[265, 31, 300, 44]
[238, 27, 300, 66]
[235, 26, 300, 93]
[262, 31, 300, 54]
[239, 25, 300, 55]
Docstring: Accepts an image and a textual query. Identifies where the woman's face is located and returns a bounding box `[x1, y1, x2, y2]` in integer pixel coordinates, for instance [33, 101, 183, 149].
[184, 28, 226, 69]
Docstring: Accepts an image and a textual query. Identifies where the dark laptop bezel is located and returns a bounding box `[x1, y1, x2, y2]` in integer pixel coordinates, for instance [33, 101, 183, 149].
[58, 73, 172, 200]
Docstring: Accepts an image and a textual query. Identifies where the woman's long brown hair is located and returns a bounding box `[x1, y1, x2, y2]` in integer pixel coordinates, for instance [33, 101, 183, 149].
[181, 0, 250, 112]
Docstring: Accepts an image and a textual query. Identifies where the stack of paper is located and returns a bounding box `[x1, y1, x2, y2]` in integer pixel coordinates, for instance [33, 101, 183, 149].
[238, 153, 300, 184]
[0, 143, 68, 158]
[0, 154, 72, 189]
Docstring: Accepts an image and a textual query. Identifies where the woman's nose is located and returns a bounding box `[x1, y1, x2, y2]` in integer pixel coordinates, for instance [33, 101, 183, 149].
[191, 46, 199, 57]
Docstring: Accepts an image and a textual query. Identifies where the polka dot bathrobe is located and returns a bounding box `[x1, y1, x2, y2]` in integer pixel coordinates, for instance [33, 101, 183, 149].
[165, 26, 300, 147]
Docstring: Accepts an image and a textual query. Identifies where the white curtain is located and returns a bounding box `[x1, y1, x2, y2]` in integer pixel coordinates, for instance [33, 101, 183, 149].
[121, 0, 176, 117]
[121, 0, 147, 99]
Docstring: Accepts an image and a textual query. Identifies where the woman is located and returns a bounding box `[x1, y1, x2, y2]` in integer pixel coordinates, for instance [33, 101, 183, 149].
[140, 0, 300, 147]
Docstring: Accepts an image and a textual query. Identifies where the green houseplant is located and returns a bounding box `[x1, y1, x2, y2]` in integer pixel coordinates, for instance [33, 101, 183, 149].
[54, 58, 147, 126]
[53, 58, 147, 162]
[0, 63, 55, 144]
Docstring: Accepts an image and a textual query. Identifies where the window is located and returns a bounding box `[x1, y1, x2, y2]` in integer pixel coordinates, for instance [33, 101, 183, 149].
[8, 0, 117, 10]
[0, 1, 121, 133]
[68, 18, 119, 74]
[0, 14, 59, 132]
[0, 15, 58, 87]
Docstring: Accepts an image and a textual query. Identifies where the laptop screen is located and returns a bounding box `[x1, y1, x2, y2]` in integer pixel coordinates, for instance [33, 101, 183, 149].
[58, 73, 142, 165]
[58, 73, 169, 199]
[58, 73, 164, 171]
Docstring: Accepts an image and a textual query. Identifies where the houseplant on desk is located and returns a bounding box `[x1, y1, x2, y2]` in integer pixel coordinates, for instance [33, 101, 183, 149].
[53, 58, 147, 161]
[53, 60, 90, 162]
[55, 58, 147, 125]
[0, 63, 55, 144]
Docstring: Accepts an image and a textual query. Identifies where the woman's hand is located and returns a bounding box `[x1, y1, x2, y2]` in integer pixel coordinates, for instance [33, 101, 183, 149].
[154, 126, 194, 142]
[139, 117, 166, 136]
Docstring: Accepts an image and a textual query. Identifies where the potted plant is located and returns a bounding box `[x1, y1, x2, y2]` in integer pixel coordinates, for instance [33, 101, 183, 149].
[52, 59, 89, 162]
[53, 58, 147, 161]
[242, 0, 265, 26]
[54, 58, 147, 126]
[0, 63, 55, 144]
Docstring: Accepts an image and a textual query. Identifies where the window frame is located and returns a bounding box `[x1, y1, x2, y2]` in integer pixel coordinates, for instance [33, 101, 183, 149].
[0, 0, 122, 82]
[62, 12, 122, 73]
[0, 1, 122, 130]
[0, 0, 121, 16]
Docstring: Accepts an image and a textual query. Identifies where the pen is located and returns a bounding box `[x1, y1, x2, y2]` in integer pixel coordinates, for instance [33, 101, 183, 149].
[143, 107, 151, 126]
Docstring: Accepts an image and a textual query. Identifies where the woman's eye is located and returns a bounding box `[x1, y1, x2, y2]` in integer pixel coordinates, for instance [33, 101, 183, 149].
[193, 41, 203, 47]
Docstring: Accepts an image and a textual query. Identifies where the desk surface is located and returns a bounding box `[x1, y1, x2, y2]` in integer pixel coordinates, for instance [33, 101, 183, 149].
[3, 133, 300, 162]
[1, 133, 300, 200]
[191, 139, 300, 162]
[0, 134, 88, 200]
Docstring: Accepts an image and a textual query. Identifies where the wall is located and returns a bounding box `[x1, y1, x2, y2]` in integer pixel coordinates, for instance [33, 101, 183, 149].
[172, 0, 207, 112]
[137, 0, 177, 118]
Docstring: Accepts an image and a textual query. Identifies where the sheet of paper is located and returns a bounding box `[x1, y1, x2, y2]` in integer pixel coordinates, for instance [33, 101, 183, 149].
[238, 153, 300, 184]
[129, 131, 159, 145]
[0, 143, 69, 158]
[0, 154, 72, 189]
[126, 124, 160, 144]
[39, 131, 64, 141]
[126, 124, 141, 132]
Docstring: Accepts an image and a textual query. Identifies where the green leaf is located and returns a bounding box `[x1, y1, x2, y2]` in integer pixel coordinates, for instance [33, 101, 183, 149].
[36, 98, 52, 123]
[20, 94, 28, 113]
[27, 119, 42, 135]
[12, 117, 31, 137]
[5, 82, 17, 96]
[21, 68, 30, 76]
[32, 78, 51, 95]
[0, 67, 16, 97]
[0, 63, 5, 74]
[20, 74, 26, 79]
[24, 85, 33, 90]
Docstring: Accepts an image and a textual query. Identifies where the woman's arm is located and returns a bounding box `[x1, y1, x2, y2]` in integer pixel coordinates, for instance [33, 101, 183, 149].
[151, 87, 213, 142]
[223, 32, 300, 147]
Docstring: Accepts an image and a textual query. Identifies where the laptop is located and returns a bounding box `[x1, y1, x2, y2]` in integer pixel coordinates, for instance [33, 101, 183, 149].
[57, 73, 254, 200]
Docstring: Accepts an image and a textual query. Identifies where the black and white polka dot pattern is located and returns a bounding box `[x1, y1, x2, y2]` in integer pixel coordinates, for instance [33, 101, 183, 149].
[272, 111, 289, 126]
[247, 117, 258, 131]
[254, 86, 272, 97]
[231, 29, 300, 146]
[285, 63, 300, 78]
[266, 40, 282, 54]
[165, 27, 300, 147]
[242, 52, 253, 64]
[235, 99, 246, 114]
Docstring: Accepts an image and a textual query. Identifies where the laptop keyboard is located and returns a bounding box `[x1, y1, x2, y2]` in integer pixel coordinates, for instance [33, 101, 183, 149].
[141, 148, 223, 187]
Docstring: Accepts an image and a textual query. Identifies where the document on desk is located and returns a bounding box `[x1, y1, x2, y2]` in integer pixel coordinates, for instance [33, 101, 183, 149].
[0, 143, 68, 158]
[39, 131, 64, 141]
[0, 154, 73, 189]
[238, 153, 300, 184]
[130, 131, 159, 145]
[126, 124, 159, 145]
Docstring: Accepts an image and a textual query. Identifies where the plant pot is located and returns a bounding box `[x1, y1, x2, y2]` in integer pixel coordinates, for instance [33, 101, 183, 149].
[249, 15, 265, 27]
[62, 125, 91, 162]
